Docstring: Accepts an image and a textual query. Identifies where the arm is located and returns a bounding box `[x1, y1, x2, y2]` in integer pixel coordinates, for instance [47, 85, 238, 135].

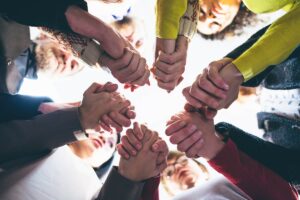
[208, 139, 298, 200]
[0, 108, 81, 165]
[165, 112, 298, 200]
[0, 93, 52, 123]
[232, 3, 300, 81]
[215, 122, 300, 185]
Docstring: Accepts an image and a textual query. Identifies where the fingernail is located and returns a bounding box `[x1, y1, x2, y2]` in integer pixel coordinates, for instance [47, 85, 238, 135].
[136, 143, 141, 149]
[190, 125, 197, 131]
[153, 144, 158, 150]
[179, 121, 186, 126]
[132, 150, 136, 155]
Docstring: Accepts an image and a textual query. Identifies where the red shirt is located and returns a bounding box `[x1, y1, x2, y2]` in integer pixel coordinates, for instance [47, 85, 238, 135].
[208, 139, 298, 200]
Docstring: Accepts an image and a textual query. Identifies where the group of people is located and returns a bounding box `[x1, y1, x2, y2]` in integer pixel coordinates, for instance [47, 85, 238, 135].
[0, 0, 300, 199]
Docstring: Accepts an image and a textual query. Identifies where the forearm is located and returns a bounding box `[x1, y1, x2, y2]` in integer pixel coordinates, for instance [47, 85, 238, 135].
[232, 3, 300, 81]
[97, 166, 145, 200]
[208, 139, 298, 200]
[0, 94, 52, 123]
[0, 108, 80, 164]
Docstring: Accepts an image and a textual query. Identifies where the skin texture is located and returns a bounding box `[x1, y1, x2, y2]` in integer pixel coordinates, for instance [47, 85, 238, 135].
[153, 36, 188, 92]
[183, 58, 244, 118]
[166, 111, 225, 160]
[118, 123, 169, 181]
[117, 122, 169, 171]
[65, 5, 150, 88]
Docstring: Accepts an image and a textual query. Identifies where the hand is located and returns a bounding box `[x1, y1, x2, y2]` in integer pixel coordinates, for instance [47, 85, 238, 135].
[95, 82, 136, 132]
[117, 122, 168, 170]
[166, 111, 224, 160]
[65, 5, 126, 59]
[152, 36, 188, 91]
[99, 48, 150, 87]
[183, 59, 243, 116]
[118, 124, 168, 181]
[78, 82, 130, 133]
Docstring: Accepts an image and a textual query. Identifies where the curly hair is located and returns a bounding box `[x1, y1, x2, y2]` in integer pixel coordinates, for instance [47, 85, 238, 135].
[199, 4, 259, 40]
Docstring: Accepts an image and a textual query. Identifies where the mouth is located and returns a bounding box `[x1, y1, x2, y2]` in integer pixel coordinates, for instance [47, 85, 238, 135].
[177, 168, 197, 189]
[91, 138, 103, 149]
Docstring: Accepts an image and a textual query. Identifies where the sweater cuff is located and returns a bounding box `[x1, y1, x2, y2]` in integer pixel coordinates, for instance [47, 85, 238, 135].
[156, 0, 187, 39]
[98, 166, 145, 200]
[178, 0, 199, 41]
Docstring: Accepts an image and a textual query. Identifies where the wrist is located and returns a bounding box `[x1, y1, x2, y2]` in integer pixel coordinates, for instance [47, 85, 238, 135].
[206, 133, 226, 161]
[118, 164, 141, 182]
[221, 63, 244, 85]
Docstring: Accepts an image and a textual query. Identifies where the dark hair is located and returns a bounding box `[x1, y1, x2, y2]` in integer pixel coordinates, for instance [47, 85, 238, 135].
[199, 4, 259, 40]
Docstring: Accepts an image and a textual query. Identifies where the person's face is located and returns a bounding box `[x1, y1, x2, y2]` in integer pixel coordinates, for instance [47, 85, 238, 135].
[197, 0, 241, 35]
[68, 132, 117, 168]
[163, 155, 204, 190]
[36, 41, 84, 78]
[119, 23, 145, 50]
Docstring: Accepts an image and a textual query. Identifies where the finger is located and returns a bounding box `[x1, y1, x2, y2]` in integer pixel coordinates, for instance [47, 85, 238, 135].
[198, 70, 227, 99]
[84, 82, 102, 96]
[177, 130, 203, 152]
[157, 79, 177, 91]
[102, 48, 133, 72]
[204, 108, 217, 119]
[169, 124, 198, 144]
[158, 51, 184, 65]
[117, 144, 130, 159]
[121, 136, 137, 156]
[157, 161, 168, 172]
[186, 138, 205, 158]
[126, 128, 142, 150]
[152, 139, 168, 154]
[154, 59, 181, 75]
[165, 120, 187, 136]
[115, 53, 140, 83]
[133, 122, 144, 140]
[102, 82, 118, 92]
[182, 87, 204, 108]
[189, 83, 220, 109]
[99, 119, 112, 132]
[109, 111, 131, 127]
[125, 57, 147, 84]
[184, 103, 197, 112]
[156, 153, 166, 165]
[208, 63, 229, 90]
[102, 114, 123, 132]
[154, 66, 179, 82]
[131, 67, 150, 86]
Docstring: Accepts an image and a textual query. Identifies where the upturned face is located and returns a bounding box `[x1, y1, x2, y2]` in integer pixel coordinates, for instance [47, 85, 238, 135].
[197, 0, 241, 35]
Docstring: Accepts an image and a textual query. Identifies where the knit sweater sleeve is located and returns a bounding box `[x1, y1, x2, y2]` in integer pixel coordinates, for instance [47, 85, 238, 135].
[232, 2, 300, 81]
[208, 139, 298, 200]
[156, 0, 187, 39]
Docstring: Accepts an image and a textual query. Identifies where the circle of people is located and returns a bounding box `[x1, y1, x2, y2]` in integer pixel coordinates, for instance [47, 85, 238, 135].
[0, 0, 299, 200]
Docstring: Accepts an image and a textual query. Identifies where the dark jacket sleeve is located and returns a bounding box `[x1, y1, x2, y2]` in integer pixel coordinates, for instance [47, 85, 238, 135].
[215, 122, 300, 185]
[0, 107, 81, 165]
[0, 0, 87, 32]
[0, 93, 52, 123]
[97, 166, 145, 200]
[208, 139, 298, 200]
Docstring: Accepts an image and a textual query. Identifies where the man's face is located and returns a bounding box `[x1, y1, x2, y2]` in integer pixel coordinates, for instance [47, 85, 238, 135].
[68, 132, 118, 168]
[163, 154, 209, 194]
[35, 41, 84, 78]
[197, 0, 241, 35]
